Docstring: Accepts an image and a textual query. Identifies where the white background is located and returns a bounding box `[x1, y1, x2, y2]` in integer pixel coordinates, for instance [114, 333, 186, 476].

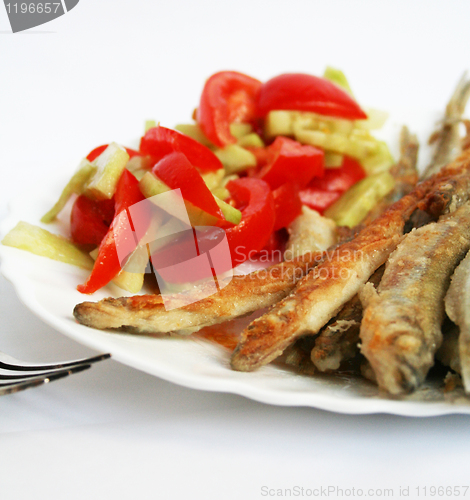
[1, 1, 470, 499]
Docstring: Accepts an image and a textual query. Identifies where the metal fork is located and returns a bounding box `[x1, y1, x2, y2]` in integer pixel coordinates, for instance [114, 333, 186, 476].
[0, 351, 111, 395]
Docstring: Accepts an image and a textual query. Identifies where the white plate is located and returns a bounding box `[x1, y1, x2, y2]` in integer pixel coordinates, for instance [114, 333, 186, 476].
[2, 110, 470, 417]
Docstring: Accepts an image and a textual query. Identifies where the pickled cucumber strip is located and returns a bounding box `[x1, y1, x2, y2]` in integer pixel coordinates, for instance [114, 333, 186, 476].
[2, 221, 94, 270]
[294, 128, 379, 160]
[90, 248, 145, 293]
[360, 140, 395, 174]
[126, 155, 153, 173]
[323, 67, 353, 95]
[229, 123, 253, 138]
[214, 144, 257, 174]
[265, 110, 294, 138]
[175, 124, 213, 147]
[41, 160, 96, 223]
[355, 108, 389, 130]
[215, 197, 242, 225]
[237, 133, 264, 148]
[201, 169, 225, 191]
[139, 171, 241, 225]
[324, 172, 395, 227]
[85, 143, 130, 200]
[324, 152, 344, 168]
[145, 120, 157, 132]
[112, 271, 145, 293]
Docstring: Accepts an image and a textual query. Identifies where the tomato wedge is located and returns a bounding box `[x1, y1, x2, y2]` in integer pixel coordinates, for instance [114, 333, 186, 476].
[140, 125, 223, 173]
[272, 182, 302, 231]
[196, 71, 262, 147]
[86, 144, 140, 162]
[152, 152, 223, 220]
[256, 136, 324, 190]
[224, 177, 275, 266]
[70, 195, 115, 247]
[257, 73, 367, 120]
[300, 156, 366, 213]
[77, 170, 146, 294]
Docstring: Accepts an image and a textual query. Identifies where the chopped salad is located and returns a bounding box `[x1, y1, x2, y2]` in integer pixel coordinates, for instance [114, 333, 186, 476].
[2, 68, 395, 295]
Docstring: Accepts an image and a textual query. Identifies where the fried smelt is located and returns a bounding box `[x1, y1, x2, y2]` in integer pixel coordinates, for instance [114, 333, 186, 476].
[311, 266, 384, 372]
[230, 150, 470, 372]
[284, 206, 337, 259]
[436, 319, 461, 375]
[73, 252, 324, 335]
[360, 203, 470, 395]
[309, 131, 419, 373]
[230, 190, 424, 372]
[422, 72, 470, 179]
[445, 249, 470, 392]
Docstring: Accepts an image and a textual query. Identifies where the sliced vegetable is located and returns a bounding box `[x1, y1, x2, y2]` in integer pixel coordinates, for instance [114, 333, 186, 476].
[70, 195, 115, 247]
[264, 110, 355, 139]
[214, 144, 257, 174]
[41, 159, 96, 223]
[237, 133, 264, 148]
[145, 120, 157, 132]
[272, 183, 302, 231]
[152, 152, 224, 220]
[86, 144, 140, 162]
[85, 143, 130, 200]
[323, 66, 353, 95]
[139, 170, 241, 226]
[196, 71, 262, 147]
[89, 247, 145, 293]
[229, 123, 253, 139]
[77, 170, 146, 294]
[256, 136, 324, 190]
[257, 73, 367, 120]
[300, 156, 366, 213]
[294, 128, 378, 161]
[174, 124, 213, 147]
[2, 221, 94, 270]
[223, 178, 275, 266]
[140, 125, 223, 173]
[324, 171, 395, 227]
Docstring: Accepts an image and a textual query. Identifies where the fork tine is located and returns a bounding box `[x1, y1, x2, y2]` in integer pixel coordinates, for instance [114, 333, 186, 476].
[0, 362, 92, 380]
[0, 364, 91, 396]
[0, 352, 110, 372]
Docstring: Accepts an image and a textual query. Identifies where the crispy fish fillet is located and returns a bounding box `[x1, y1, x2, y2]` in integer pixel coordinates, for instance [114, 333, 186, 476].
[311, 266, 384, 372]
[73, 252, 325, 335]
[445, 249, 470, 392]
[422, 72, 470, 179]
[230, 150, 470, 372]
[360, 203, 470, 395]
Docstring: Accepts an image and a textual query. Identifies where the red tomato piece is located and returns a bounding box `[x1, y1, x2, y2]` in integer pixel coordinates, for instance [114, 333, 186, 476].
[257, 73, 367, 120]
[300, 156, 366, 213]
[312, 156, 366, 192]
[196, 71, 262, 147]
[272, 182, 302, 231]
[257, 137, 324, 190]
[139, 125, 222, 173]
[86, 145, 140, 162]
[152, 152, 223, 220]
[77, 170, 146, 294]
[299, 189, 343, 213]
[224, 178, 275, 266]
[70, 196, 115, 247]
